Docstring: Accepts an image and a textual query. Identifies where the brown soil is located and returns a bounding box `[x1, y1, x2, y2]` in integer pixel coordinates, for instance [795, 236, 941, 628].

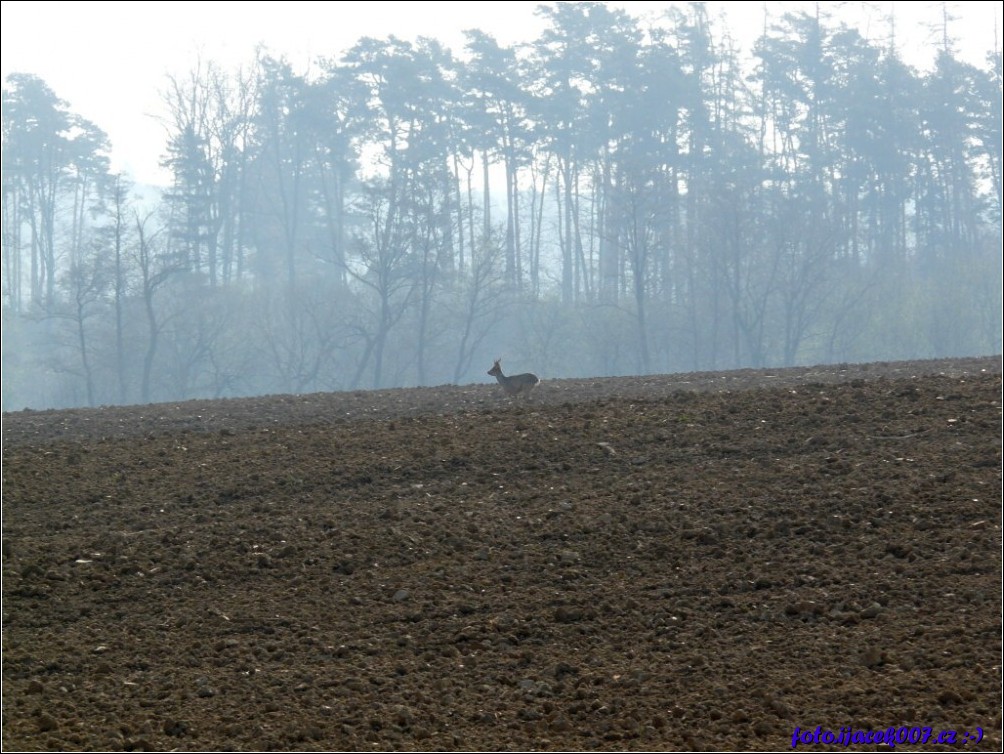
[3, 356, 1002, 752]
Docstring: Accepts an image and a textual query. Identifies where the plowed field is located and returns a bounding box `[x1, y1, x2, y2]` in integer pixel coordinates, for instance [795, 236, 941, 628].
[3, 356, 1001, 751]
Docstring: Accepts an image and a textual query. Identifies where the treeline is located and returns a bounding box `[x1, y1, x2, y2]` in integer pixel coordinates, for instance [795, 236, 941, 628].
[2, 2, 1001, 409]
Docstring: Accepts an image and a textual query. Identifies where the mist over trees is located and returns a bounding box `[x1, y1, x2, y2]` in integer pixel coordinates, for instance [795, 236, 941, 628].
[2, 2, 1001, 410]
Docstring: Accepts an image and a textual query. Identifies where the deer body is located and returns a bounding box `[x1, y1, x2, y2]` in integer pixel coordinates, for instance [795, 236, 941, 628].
[488, 359, 540, 398]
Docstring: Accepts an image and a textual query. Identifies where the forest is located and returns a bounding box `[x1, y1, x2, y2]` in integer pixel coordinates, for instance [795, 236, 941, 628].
[2, 2, 1001, 410]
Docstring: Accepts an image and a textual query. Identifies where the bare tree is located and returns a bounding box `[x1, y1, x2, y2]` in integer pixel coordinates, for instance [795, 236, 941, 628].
[62, 251, 108, 406]
[450, 232, 509, 383]
[134, 213, 178, 404]
[161, 58, 258, 286]
[342, 179, 417, 389]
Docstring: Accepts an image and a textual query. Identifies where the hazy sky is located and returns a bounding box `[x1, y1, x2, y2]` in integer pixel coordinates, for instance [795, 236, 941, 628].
[2, 1, 1001, 186]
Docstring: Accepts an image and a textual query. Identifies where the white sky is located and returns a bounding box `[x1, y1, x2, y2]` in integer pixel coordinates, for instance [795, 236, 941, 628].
[2, 1, 1001, 186]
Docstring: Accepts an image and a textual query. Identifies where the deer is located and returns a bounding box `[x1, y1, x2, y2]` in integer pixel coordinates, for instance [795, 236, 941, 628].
[487, 359, 540, 399]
